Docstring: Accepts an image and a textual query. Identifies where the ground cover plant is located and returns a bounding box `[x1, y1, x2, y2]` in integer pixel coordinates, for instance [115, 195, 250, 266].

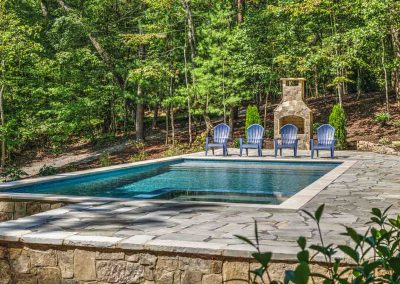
[237, 204, 400, 283]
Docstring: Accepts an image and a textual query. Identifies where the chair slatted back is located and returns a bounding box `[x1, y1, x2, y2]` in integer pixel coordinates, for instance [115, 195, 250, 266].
[317, 124, 335, 146]
[247, 124, 264, 144]
[280, 124, 298, 146]
[213, 123, 230, 143]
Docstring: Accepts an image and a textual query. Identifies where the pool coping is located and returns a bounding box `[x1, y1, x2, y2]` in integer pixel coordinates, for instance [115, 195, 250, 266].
[0, 152, 356, 210]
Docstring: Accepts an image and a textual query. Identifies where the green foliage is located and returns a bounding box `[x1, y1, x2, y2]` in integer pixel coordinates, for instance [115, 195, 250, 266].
[129, 152, 148, 162]
[329, 104, 348, 150]
[374, 112, 391, 126]
[313, 122, 323, 134]
[245, 105, 261, 130]
[99, 153, 112, 167]
[379, 137, 391, 145]
[232, 138, 240, 148]
[265, 129, 274, 139]
[394, 120, 400, 134]
[38, 165, 57, 176]
[1, 0, 400, 162]
[237, 204, 400, 283]
[0, 166, 27, 182]
[129, 141, 148, 162]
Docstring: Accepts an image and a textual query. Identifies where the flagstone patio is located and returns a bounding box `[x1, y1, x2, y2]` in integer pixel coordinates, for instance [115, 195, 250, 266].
[0, 150, 398, 283]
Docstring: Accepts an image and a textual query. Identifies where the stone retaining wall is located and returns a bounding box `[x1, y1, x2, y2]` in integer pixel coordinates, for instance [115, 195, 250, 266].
[0, 244, 338, 284]
[0, 199, 66, 222]
[357, 141, 400, 156]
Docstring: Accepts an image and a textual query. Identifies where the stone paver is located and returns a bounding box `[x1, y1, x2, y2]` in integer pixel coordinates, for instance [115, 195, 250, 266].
[0, 150, 399, 260]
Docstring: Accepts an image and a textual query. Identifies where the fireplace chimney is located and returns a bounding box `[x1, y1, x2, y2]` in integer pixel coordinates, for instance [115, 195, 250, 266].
[274, 78, 313, 150]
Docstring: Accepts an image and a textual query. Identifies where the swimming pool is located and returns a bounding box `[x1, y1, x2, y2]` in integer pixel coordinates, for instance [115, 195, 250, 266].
[1, 159, 340, 205]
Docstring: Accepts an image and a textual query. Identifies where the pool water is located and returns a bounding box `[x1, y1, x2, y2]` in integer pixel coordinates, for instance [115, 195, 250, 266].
[4, 159, 339, 204]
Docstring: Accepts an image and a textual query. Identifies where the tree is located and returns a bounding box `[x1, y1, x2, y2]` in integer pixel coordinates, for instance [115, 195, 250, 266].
[329, 104, 347, 150]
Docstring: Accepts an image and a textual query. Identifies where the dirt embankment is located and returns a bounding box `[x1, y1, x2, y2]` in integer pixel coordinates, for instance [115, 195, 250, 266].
[18, 92, 400, 176]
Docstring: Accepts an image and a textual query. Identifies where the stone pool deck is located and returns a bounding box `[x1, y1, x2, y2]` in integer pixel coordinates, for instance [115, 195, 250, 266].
[0, 150, 398, 283]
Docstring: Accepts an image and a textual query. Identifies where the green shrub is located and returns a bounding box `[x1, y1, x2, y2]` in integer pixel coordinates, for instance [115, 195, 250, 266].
[129, 152, 148, 162]
[374, 112, 391, 126]
[265, 129, 274, 139]
[328, 104, 347, 149]
[374, 112, 390, 125]
[245, 105, 261, 130]
[0, 165, 28, 182]
[313, 122, 322, 134]
[237, 204, 400, 284]
[232, 138, 240, 148]
[393, 119, 400, 133]
[379, 136, 391, 145]
[99, 153, 112, 167]
[38, 165, 57, 176]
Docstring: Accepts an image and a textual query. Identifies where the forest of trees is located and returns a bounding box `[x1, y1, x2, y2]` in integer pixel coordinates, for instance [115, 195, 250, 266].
[0, 0, 399, 166]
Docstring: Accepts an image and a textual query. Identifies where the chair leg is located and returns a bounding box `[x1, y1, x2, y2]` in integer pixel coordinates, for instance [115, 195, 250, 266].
[280, 148, 282, 157]
[311, 149, 314, 159]
[331, 148, 334, 159]
[246, 149, 248, 156]
[274, 147, 278, 158]
[212, 148, 214, 155]
[258, 146, 262, 157]
[239, 146, 242, 157]
[294, 146, 297, 157]
[205, 146, 208, 156]
[317, 150, 319, 157]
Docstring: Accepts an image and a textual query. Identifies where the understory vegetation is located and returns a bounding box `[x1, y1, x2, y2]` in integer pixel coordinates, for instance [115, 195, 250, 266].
[237, 204, 400, 284]
[0, 0, 400, 169]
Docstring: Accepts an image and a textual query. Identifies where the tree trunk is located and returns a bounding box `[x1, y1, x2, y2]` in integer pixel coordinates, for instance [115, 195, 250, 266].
[135, 101, 144, 142]
[228, 107, 235, 138]
[263, 92, 269, 130]
[181, 0, 196, 63]
[357, 68, 362, 100]
[314, 66, 319, 97]
[165, 107, 170, 145]
[203, 113, 213, 136]
[0, 84, 5, 169]
[391, 28, 400, 103]
[237, 0, 244, 24]
[171, 107, 175, 146]
[152, 104, 159, 129]
[103, 99, 113, 133]
[40, 0, 48, 17]
[382, 38, 390, 113]
[0, 60, 5, 168]
[135, 23, 146, 142]
[183, 37, 192, 144]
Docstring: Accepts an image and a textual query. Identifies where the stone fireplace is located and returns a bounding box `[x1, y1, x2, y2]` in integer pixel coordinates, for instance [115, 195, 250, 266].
[274, 78, 312, 149]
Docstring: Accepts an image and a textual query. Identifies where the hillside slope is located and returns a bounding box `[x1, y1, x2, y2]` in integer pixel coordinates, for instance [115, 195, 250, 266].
[19, 92, 400, 176]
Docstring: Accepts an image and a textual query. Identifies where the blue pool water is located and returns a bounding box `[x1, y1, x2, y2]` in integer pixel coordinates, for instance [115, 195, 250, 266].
[4, 159, 339, 204]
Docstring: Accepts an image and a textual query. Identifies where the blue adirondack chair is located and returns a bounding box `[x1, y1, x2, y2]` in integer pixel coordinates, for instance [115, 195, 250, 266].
[274, 124, 299, 157]
[205, 123, 230, 156]
[239, 124, 264, 157]
[310, 124, 335, 159]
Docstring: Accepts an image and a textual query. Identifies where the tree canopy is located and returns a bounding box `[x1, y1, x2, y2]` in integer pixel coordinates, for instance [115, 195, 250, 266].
[0, 0, 399, 163]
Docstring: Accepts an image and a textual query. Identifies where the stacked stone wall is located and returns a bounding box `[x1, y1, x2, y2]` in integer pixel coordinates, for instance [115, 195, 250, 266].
[0, 244, 342, 284]
[0, 199, 66, 222]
